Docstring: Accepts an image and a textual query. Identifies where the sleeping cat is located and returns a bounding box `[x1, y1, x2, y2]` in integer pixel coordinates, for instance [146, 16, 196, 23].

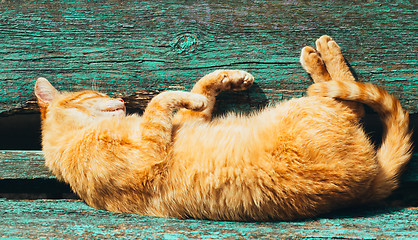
[35, 36, 412, 221]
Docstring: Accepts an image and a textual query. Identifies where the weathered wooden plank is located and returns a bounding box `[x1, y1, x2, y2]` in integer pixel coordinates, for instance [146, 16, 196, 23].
[0, 0, 416, 115]
[0, 151, 51, 179]
[1, 150, 417, 182]
[0, 199, 416, 239]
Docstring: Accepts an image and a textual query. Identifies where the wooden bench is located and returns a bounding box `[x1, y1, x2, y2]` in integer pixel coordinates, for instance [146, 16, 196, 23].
[0, 1, 416, 238]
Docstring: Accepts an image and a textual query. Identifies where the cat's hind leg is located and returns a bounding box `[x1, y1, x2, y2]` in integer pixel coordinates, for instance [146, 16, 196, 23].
[173, 70, 254, 123]
[308, 35, 364, 118]
[315, 35, 356, 83]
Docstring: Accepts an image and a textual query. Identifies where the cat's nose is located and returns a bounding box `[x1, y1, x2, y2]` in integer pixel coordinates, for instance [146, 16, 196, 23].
[117, 98, 124, 104]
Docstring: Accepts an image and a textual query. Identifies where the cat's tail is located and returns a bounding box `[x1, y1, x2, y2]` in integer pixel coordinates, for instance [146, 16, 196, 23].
[308, 80, 413, 201]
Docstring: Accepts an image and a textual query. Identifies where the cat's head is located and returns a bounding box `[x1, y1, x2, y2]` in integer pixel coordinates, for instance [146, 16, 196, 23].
[35, 77, 126, 127]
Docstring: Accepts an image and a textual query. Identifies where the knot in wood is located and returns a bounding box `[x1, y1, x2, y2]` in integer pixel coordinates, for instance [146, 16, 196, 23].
[170, 33, 200, 54]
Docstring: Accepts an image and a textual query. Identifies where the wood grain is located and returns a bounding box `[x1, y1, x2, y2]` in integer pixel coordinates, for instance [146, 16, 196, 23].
[0, 0, 416, 116]
[0, 151, 51, 179]
[0, 199, 416, 239]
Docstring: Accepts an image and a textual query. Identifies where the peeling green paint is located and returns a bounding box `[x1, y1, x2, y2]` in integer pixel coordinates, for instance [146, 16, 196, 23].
[0, 199, 416, 239]
[0, 0, 416, 114]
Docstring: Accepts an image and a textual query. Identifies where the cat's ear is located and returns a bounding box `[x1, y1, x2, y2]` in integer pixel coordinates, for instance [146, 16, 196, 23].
[35, 77, 60, 108]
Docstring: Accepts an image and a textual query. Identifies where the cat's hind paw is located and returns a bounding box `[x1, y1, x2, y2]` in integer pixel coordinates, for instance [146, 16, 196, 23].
[300, 46, 323, 74]
[315, 35, 344, 65]
[300, 46, 331, 83]
[315, 35, 356, 83]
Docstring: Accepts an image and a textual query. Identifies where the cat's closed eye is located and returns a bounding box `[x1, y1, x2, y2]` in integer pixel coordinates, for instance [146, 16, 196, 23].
[62, 91, 126, 118]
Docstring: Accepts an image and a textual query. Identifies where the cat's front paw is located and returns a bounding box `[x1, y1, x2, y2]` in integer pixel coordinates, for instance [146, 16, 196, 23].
[215, 70, 254, 91]
[181, 93, 208, 111]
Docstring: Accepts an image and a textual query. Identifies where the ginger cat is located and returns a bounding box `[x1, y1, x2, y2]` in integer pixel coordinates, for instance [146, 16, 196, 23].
[35, 36, 412, 221]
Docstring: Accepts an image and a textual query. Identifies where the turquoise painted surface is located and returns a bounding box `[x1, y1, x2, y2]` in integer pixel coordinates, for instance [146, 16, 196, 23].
[0, 0, 416, 115]
[0, 150, 53, 179]
[0, 199, 417, 239]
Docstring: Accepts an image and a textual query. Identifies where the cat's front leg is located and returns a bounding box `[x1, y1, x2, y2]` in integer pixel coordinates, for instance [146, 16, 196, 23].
[173, 70, 254, 123]
[140, 91, 207, 151]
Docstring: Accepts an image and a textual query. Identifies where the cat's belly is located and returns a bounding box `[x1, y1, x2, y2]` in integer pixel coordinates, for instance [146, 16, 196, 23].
[165, 97, 377, 221]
